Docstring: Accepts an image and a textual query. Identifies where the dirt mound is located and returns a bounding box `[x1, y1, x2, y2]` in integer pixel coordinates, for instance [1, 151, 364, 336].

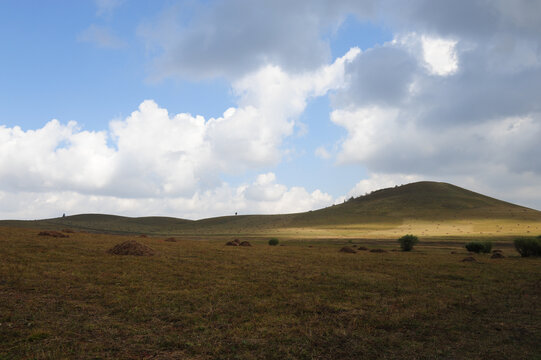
[38, 231, 68, 238]
[107, 240, 155, 256]
[339, 246, 357, 253]
[356, 246, 368, 251]
[239, 241, 252, 247]
[138, 234, 148, 238]
[461, 256, 477, 262]
[62, 229, 75, 233]
[491, 252, 505, 259]
[369, 249, 387, 253]
[232, 239, 241, 244]
[225, 241, 239, 246]
[164, 237, 177, 242]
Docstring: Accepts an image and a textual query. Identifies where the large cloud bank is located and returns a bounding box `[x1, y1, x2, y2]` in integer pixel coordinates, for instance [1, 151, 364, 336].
[0, 49, 359, 218]
[139, 0, 541, 210]
[3, 0, 541, 218]
[329, 1, 541, 207]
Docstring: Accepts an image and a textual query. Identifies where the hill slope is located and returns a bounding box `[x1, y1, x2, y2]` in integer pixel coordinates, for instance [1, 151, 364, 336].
[292, 181, 541, 225]
[2, 181, 540, 237]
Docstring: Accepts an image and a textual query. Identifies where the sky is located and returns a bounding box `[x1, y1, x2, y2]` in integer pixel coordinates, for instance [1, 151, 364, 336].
[1, 0, 541, 220]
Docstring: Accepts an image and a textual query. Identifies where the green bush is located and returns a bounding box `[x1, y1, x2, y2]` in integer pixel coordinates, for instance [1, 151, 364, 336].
[398, 234, 419, 251]
[465, 241, 492, 253]
[268, 238, 279, 246]
[514, 238, 541, 257]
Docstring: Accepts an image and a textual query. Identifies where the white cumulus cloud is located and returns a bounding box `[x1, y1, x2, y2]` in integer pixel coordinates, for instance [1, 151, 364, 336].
[0, 49, 359, 219]
[421, 35, 458, 76]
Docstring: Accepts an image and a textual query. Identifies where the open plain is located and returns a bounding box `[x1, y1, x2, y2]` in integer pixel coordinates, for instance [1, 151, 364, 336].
[1, 182, 540, 359]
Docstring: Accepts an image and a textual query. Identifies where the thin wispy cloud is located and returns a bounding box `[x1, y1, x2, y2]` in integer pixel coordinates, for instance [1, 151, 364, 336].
[95, 0, 124, 17]
[77, 24, 126, 49]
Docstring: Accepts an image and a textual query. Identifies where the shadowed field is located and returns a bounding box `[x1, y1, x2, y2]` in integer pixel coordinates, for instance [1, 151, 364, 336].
[1, 227, 540, 359]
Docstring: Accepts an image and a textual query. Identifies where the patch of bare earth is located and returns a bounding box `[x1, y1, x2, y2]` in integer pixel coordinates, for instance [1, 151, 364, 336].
[38, 231, 68, 238]
[107, 240, 155, 256]
[339, 246, 357, 253]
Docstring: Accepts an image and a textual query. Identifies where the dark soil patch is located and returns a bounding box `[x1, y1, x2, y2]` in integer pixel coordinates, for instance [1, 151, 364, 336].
[239, 241, 252, 247]
[38, 231, 68, 238]
[339, 246, 357, 254]
[164, 237, 177, 242]
[107, 240, 154, 256]
[492, 249, 503, 253]
[225, 241, 239, 246]
[461, 256, 477, 262]
[369, 249, 387, 253]
[62, 229, 75, 233]
[356, 246, 368, 251]
[491, 252, 505, 259]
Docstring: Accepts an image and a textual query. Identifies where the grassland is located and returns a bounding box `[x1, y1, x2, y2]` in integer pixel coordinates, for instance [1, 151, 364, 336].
[1, 226, 540, 359]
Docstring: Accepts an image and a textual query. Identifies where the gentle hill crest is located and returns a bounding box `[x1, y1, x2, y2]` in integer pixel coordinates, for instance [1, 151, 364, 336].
[2, 181, 540, 238]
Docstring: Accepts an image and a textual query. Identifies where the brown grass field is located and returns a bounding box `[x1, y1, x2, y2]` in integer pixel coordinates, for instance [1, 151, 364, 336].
[1, 226, 540, 359]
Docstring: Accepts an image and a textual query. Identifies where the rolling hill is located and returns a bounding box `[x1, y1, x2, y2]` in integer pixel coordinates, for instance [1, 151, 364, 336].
[2, 181, 541, 238]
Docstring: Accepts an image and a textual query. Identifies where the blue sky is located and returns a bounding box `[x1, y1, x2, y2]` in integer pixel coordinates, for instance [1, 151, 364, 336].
[0, 1, 236, 130]
[1, 0, 541, 219]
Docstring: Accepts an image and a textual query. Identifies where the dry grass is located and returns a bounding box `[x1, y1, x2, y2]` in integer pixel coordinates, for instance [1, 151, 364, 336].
[1, 226, 540, 359]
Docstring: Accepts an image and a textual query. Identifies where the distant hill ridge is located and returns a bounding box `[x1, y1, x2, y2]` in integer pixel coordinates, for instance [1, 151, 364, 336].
[1, 181, 540, 236]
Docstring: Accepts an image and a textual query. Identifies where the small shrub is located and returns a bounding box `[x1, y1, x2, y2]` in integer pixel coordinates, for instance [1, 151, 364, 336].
[465, 241, 492, 253]
[268, 238, 279, 246]
[514, 238, 541, 257]
[398, 234, 419, 251]
[465, 242, 482, 253]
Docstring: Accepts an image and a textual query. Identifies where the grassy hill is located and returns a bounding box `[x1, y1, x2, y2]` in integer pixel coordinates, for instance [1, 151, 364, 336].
[2, 181, 541, 238]
[294, 181, 541, 224]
